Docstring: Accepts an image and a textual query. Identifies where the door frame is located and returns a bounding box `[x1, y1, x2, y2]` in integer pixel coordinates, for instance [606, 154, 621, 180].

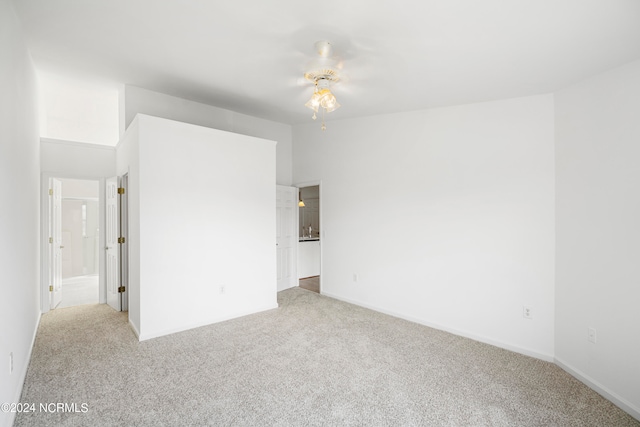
[295, 180, 322, 293]
[40, 173, 107, 313]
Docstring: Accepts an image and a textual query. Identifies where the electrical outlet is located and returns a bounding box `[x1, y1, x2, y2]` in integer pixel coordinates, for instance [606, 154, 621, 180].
[219, 285, 225, 295]
[523, 306, 533, 319]
[588, 327, 597, 344]
[9, 352, 13, 374]
[353, 274, 358, 282]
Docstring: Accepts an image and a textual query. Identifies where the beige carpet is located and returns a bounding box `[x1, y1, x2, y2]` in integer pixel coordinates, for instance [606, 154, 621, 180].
[16, 288, 639, 426]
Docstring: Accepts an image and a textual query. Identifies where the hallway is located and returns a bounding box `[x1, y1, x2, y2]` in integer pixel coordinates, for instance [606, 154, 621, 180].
[57, 275, 99, 309]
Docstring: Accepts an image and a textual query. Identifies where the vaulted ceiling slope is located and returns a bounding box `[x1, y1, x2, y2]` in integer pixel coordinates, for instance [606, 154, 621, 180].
[13, 0, 640, 125]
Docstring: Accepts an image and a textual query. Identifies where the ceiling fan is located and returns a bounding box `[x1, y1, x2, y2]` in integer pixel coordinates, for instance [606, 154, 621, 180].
[302, 40, 342, 130]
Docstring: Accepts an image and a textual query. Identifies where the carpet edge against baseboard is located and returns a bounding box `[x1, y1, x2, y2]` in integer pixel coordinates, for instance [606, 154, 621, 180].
[321, 291, 640, 422]
[321, 291, 554, 362]
[555, 357, 640, 422]
[128, 319, 140, 339]
[137, 302, 279, 342]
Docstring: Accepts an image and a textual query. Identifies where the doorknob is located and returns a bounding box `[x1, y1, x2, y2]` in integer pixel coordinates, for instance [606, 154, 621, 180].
[59, 245, 64, 249]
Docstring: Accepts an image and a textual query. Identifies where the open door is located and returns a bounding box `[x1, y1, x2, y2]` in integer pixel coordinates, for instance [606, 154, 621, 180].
[276, 186, 297, 291]
[106, 176, 121, 311]
[50, 178, 63, 309]
[120, 174, 128, 312]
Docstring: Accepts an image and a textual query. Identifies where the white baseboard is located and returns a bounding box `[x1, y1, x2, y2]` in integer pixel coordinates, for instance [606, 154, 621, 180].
[5, 313, 42, 427]
[555, 357, 640, 422]
[321, 291, 554, 362]
[137, 302, 279, 341]
[128, 319, 140, 339]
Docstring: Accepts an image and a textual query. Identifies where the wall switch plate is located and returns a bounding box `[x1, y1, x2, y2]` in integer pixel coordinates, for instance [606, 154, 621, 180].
[353, 274, 358, 282]
[523, 306, 533, 319]
[9, 352, 13, 374]
[588, 327, 597, 344]
[219, 285, 226, 295]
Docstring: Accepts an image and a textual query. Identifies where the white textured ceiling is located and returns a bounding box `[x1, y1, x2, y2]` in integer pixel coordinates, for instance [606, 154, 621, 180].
[13, 0, 640, 125]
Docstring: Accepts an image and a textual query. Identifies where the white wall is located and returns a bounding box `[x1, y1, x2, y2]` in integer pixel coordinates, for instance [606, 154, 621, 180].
[0, 1, 41, 426]
[122, 85, 293, 186]
[41, 138, 116, 177]
[293, 94, 556, 360]
[60, 177, 99, 199]
[118, 114, 277, 340]
[555, 59, 640, 418]
[38, 71, 120, 146]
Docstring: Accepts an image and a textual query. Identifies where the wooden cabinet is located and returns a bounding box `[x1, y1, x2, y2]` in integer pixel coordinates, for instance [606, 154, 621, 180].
[298, 240, 320, 278]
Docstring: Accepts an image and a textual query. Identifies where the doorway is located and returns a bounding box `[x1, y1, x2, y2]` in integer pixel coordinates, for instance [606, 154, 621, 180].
[298, 185, 320, 293]
[42, 176, 105, 312]
[57, 179, 100, 308]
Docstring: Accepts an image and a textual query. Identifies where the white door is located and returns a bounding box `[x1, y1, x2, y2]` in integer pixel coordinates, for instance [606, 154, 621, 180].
[276, 186, 297, 291]
[106, 176, 121, 311]
[50, 178, 63, 309]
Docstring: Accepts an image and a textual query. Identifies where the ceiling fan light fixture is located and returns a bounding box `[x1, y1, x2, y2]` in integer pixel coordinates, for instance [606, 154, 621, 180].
[304, 87, 321, 112]
[319, 89, 340, 112]
[305, 85, 340, 113]
[303, 42, 342, 130]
